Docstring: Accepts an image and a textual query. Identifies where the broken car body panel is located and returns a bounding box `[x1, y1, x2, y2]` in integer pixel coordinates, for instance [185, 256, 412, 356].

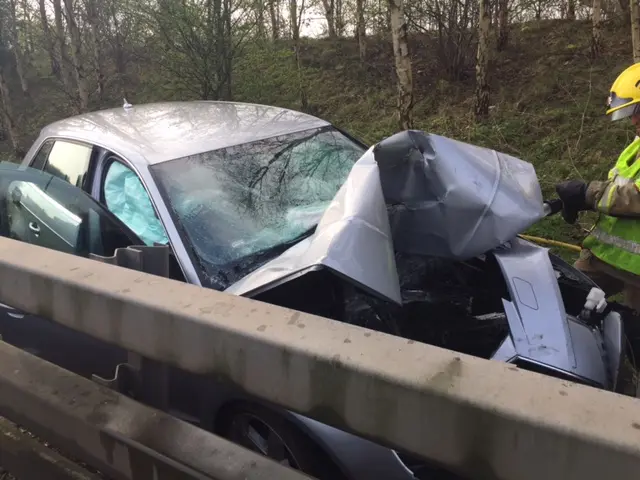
[225, 148, 402, 304]
[227, 130, 619, 391]
[494, 237, 609, 388]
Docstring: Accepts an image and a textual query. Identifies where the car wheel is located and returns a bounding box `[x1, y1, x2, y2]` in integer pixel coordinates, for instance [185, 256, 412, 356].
[217, 402, 347, 480]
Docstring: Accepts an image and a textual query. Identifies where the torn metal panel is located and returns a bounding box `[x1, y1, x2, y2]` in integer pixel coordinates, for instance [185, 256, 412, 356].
[226, 130, 545, 303]
[373, 131, 545, 260]
[493, 237, 612, 389]
[225, 149, 402, 304]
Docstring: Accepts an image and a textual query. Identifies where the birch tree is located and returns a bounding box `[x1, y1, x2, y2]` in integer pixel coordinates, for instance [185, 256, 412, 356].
[84, 0, 104, 99]
[632, 0, 640, 62]
[475, 0, 491, 118]
[356, 0, 367, 60]
[38, 0, 60, 78]
[0, 61, 20, 155]
[591, 0, 602, 58]
[53, 0, 75, 97]
[321, 0, 337, 37]
[497, 0, 509, 51]
[63, 0, 90, 110]
[268, 0, 279, 39]
[389, 0, 414, 129]
[7, 0, 29, 95]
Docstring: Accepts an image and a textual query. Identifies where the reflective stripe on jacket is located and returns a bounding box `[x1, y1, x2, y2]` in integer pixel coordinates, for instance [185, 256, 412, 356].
[583, 138, 640, 276]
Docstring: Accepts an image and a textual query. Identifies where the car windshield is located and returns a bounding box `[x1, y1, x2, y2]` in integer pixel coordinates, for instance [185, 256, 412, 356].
[150, 126, 367, 289]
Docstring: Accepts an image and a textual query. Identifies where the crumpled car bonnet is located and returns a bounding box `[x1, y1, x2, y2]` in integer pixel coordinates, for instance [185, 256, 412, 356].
[225, 130, 544, 303]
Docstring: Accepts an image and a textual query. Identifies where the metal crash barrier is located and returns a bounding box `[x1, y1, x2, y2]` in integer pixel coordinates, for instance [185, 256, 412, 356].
[0, 236, 640, 479]
[0, 339, 311, 480]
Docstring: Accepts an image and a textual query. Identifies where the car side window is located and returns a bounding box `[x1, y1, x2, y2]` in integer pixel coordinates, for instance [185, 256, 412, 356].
[33, 139, 94, 190]
[0, 164, 141, 258]
[102, 159, 169, 247]
[30, 140, 54, 170]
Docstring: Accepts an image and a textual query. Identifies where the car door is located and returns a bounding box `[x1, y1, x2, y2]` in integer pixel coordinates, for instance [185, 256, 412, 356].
[0, 162, 144, 380]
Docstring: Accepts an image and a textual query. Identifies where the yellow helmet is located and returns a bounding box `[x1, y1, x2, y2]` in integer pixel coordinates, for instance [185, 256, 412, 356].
[607, 63, 640, 121]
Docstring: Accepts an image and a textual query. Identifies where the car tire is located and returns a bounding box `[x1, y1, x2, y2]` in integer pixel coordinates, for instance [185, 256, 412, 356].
[217, 401, 347, 480]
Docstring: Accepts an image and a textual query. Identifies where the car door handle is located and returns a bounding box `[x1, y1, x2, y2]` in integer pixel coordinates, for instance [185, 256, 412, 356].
[28, 222, 40, 234]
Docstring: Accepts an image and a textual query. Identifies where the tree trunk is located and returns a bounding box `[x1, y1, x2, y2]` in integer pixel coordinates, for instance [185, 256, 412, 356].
[84, 0, 104, 100]
[356, 0, 367, 60]
[497, 0, 509, 51]
[269, 0, 279, 39]
[475, 0, 491, 119]
[321, 0, 337, 37]
[109, 1, 128, 98]
[53, 0, 75, 98]
[255, 0, 265, 39]
[21, 0, 34, 55]
[620, 0, 631, 23]
[39, 0, 61, 79]
[388, 0, 414, 130]
[290, 0, 300, 40]
[567, 0, 576, 19]
[335, 0, 345, 36]
[0, 64, 21, 157]
[591, 0, 603, 58]
[9, 0, 29, 95]
[63, 0, 90, 111]
[633, 0, 640, 62]
[222, 0, 233, 100]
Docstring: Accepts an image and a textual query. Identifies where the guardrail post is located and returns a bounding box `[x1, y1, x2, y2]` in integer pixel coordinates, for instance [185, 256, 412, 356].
[89, 245, 172, 411]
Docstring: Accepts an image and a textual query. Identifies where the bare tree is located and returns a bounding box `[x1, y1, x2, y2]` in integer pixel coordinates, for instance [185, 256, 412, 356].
[148, 0, 248, 101]
[497, 0, 509, 51]
[335, 0, 345, 36]
[6, 0, 29, 95]
[63, 0, 89, 110]
[591, 0, 602, 58]
[268, 0, 280, 39]
[290, 0, 309, 110]
[389, 0, 414, 129]
[321, 0, 338, 37]
[254, 0, 266, 38]
[104, 0, 130, 98]
[38, 0, 60, 78]
[290, 0, 300, 40]
[20, 0, 34, 55]
[84, 0, 104, 99]
[407, 0, 476, 81]
[567, 0, 576, 18]
[633, 0, 640, 62]
[475, 0, 491, 118]
[356, 0, 367, 60]
[0, 62, 21, 156]
[53, 0, 75, 98]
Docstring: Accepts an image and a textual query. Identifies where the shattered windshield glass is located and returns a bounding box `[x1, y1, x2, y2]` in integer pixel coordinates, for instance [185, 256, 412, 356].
[150, 126, 366, 289]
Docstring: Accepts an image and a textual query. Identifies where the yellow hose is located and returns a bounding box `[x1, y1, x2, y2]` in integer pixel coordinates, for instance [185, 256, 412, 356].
[518, 234, 582, 253]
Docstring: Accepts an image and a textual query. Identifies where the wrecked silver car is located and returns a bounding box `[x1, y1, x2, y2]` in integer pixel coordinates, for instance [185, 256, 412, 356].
[2, 101, 625, 480]
[226, 129, 624, 392]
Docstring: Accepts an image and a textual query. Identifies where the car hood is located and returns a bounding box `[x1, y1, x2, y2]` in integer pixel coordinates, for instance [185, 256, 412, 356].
[224, 130, 544, 303]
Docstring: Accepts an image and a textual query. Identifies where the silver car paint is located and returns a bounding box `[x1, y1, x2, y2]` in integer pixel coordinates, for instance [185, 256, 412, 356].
[31, 101, 330, 165]
[493, 237, 608, 387]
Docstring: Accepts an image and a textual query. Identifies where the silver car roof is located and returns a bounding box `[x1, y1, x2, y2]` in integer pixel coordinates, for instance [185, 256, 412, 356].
[38, 101, 331, 165]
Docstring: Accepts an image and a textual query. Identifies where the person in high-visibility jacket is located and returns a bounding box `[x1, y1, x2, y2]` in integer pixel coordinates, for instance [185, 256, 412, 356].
[556, 62, 640, 312]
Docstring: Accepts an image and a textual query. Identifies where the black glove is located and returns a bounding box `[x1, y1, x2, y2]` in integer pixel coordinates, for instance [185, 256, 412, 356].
[555, 180, 588, 224]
